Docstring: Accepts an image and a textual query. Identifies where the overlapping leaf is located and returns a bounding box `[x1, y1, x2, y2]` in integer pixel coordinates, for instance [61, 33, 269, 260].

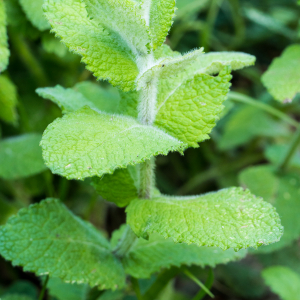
[0, 134, 47, 180]
[262, 44, 300, 102]
[41, 106, 187, 180]
[262, 266, 300, 300]
[0, 76, 18, 124]
[19, 0, 50, 31]
[36, 82, 120, 114]
[112, 226, 247, 278]
[43, 0, 139, 91]
[127, 187, 283, 250]
[0, 199, 126, 290]
[239, 165, 300, 253]
[0, 0, 9, 72]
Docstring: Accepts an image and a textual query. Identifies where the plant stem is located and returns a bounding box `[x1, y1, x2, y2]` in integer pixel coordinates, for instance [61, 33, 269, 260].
[184, 269, 214, 298]
[139, 158, 155, 199]
[192, 268, 214, 300]
[228, 92, 298, 127]
[131, 277, 143, 300]
[278, 125, 300, 172]
[113, 225, 137, 258]
[38, 275, 49, 300]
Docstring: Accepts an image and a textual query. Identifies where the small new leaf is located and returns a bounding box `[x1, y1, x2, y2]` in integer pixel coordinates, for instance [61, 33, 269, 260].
[126, 187, 283, 250]
[41, 106, 187, 180]
[0, 0, 9, 72]
[0, 199, 125, 289]
[262, 44, 300, 103]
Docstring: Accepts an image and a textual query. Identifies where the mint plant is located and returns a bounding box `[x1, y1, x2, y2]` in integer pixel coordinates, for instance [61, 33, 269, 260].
[0, 0, 285, 297]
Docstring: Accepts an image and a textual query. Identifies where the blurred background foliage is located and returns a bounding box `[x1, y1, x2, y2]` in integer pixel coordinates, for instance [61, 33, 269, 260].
[1, 0, 300, 299]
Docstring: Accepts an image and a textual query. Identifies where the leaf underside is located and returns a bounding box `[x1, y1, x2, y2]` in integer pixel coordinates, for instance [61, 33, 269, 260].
[0, 199, 125, 290]
[41, 106, 186, 180]
[126, 187, 283, 251]
[0, 0, 9, 72]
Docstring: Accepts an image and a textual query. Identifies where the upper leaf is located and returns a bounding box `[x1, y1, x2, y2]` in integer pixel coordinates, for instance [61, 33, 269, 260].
[126, 187, 283, 251]
[92, 166, 139, 207]
[0, 134, 47, 180]
[262, 44, 300, 102]
[41, 106, 187, 180]
[140, 0, 176, 49]
[36, 82, 120, 114]
[43, 0, 139, 91]
[239, 165, 300, 253]
[112, 226, 247, 278]
[0, 0, 9, 72]
[0, 76, 18, 124]
[19, 0, 50, 31]
[155, 66, 232, 147]
[262, 266, 300, 300]
[0, 199, 126, 290]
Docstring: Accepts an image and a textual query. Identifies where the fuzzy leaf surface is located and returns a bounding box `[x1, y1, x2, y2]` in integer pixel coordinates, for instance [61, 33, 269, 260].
[112, 226, 247, 278]
[36, 82, 120, 114]
[92, 166, 139, 207]
[155, 66, 232, 147]
[262, 266, 300, 300]
[262, 44, 300, 102]
[141, 0, 176, 49]
[0, 0, 9, 72]
[0, 199, 125, 290]
[126, 187, 283, 250]
[0, 134, 47, 180]
[43, 0, 139, 91]
[19, 0, 50, 30]
[41, 107, 186, 180]
[240, 166, 300, 253]
[0, 76, 18, 124]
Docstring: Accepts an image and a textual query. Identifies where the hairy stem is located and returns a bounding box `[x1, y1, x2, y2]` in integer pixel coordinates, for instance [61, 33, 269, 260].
[139, 158, 155, 199]
[278, 125, 300, 171]
[113, 225, 137, 258]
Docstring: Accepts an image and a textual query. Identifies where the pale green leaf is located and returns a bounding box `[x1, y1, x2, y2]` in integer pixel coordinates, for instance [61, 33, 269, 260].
[112, 226, 247, 278]
[41, 32, 68, 57]
[141, 0, 176, 49]
[155, 66, 232, 147]
[118, 90, 139, 118]
[43, 0, 139, 91]
[262, 266, 300, 300]
[1, 295, 34, 300]
[262, 44, 300, 102]
[85, 0, 150, 55]
[19, 0, 50, 31]
[0, 0, 9, 72]
[0, 199, 125, 290]
[36, 82, 120, 114]
[239, 166, 300, 253]
[0, 76, 18, 124]
[0, 134, 47, 180]
[47, 277, 88, 300]
[92, 166, 139, 207]
[126, 187, 283, 251]
[176, 0, 209, 19]
[41, 106, 187, 180]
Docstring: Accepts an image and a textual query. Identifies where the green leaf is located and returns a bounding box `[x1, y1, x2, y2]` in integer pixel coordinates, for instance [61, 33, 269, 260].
[47, 277, 88, 300]
[0, 134, 47, 180]
[0, 76, 18, 125]
[262, 266, 300, 300]
[0, 0, 9, 72]
[92, 166, 138, 207]
[43, 0, 139, 91]
[141, 0, 176, 49]
[176, 0, 209, 19]
[41, 106, 187, 180]
[1, 295, 34, 300]
[126, 187, 283, 251]
[41, 32, 68, 57]
[239, 166, 300, 253]
[19, 0, 50, 31]
[262, 44, 300, 102]
[155, 66, 232, 147]
[36, 82, 120, 114]
[0, 199, 125, 290]
[112, 226, 247, 278]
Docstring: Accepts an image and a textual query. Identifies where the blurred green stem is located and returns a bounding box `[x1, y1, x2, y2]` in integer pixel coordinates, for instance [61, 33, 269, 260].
[131, 277, 143, 300]
[38, 275, 49, 300]
[113, 225, 136, 258]
[278, 125, 300, 171]
[229, 92, 298, 127]
[9, 29, 50, 87]
[192, 268, 214, 300]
